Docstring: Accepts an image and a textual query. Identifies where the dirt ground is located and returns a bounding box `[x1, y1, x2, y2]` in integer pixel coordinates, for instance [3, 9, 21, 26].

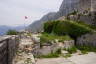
[36, 52, 96, 64]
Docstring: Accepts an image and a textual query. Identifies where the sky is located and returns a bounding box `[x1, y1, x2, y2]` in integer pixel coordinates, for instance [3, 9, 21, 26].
[0, 0, 63, 26]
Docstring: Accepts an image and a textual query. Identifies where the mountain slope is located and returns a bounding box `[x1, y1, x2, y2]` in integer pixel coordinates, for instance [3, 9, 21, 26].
[0, 25, 24, 35]
[29, 0, 92, 32]
[29, 12, 56, 32]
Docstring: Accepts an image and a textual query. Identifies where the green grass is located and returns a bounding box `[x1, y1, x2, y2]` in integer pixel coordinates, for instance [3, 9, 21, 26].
[76, 46, 96, 54]
[77, 21, 96, 31]
[63, 53, 72, 58]
[64, 46, 96, 54]
[40, 33, 73, 44]
[27, 33, 32, 36]
[37, 53, 59, 58]
[35, 48, 61, 58]
[64, 46, 77, 54]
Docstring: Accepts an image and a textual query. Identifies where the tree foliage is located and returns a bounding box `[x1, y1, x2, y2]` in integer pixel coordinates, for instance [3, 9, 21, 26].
[6, 30, 18, 35]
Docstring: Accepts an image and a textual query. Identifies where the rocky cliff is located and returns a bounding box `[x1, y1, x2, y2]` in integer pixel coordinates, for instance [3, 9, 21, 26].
[29, 0, 95, 32]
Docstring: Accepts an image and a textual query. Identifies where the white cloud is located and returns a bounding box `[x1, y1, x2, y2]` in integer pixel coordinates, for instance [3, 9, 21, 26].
[0, 0, 63, 26]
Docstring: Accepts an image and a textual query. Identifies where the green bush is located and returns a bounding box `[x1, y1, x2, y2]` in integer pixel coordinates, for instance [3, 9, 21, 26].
[68, 10, 78, 15]
[40, 33, 72, 44]
[35, 48, 61, 58]
[6, 30, 18, 35]
[44, 21, 59, 33]
[63, 53, 72, 58]
[76, 46, 96, 53]
[65, 46, 77, 54]
[44, 20, 93, 39]
[77, 21, 96, 30]
[37, 53, 59, 58]
[55, 48, 61, 54]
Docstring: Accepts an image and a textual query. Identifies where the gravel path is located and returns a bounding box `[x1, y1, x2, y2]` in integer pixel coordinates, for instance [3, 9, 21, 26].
[36, 52, 96, 64]
[68, 52, 96, 64]
[13, 37, 35, 64]
[36, 58, 75, 64]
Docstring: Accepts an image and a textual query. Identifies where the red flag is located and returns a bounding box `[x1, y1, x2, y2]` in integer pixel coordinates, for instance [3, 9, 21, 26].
[25, 16, 28, 19]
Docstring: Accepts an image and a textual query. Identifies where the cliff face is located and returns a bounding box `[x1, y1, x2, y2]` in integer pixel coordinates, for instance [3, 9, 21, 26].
[29, 0, 96, 32]
[59, 0, 79, 15]
[78, 0, 91, 12]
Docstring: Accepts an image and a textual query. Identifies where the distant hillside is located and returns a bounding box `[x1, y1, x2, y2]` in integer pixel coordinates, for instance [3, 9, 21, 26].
[0, 25, 24, 35]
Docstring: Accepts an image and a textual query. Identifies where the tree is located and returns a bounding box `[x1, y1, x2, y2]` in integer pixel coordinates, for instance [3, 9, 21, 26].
[6, 30, 18, 35]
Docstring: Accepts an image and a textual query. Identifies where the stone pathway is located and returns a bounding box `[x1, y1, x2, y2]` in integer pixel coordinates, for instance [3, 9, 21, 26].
[68, 52, 96, 64]
[13, 37, 35, 64]
[36, 52, 96, 64]
[36, 58, 75, 64]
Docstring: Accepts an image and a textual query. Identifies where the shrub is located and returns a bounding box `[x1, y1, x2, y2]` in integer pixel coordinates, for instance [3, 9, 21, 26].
[76, 46, 96, 53]
[35, 48, 61, 58]
[65, 46, 77, 54]
[44, 21, 59, 33]
[37, 53, 59, 58]
[68, 10, 78, 15]
[43, 20, 95, 40]
[55, 48, 61, 54]
[6, 30, 18, 35]
[53, 20, 92, 39]
[44, 20, 96, 40]
[40, 33, 72, 44]
[63, 53, 72, 58]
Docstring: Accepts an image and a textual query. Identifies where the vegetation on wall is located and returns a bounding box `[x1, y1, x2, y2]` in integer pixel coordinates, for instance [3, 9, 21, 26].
[40, 33, 72, 44]
[76, 45, 96, 54]
[44, 20, 94, 39]
[35, 48, 61, 58]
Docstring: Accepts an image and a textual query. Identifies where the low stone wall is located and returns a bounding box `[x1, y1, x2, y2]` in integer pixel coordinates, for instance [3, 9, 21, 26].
[32, 35, 75, 56]
[77, 33, 96, 47]
[0, 35, 19, 64]
[39, 43, 59, 55]
[59, 40, 75, 49]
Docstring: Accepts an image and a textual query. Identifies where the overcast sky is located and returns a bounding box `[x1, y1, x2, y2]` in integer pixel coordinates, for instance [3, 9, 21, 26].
[0, 0, 63, 26]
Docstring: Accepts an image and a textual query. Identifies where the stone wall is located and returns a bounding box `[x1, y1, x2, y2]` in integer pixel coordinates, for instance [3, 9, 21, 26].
[91, 0, 96, 12]
[32, 34, 75, 56]
[77, 33, 96, 47]
[0, 35, 19, 64]
[38, 40, 74, 55]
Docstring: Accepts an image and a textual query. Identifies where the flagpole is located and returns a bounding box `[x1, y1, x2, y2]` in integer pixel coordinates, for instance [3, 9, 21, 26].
[24, 20, 25, 31]
[24, 16, 28, 32]
[24, 19, 26, 33]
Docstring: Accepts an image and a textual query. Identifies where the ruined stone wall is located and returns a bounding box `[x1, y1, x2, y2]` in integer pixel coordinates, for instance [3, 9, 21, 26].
[77, 33, 96, 47]
[32, 35, 75, 56]
[91, 0, 96, 12]
[0, 35, 19, 64]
